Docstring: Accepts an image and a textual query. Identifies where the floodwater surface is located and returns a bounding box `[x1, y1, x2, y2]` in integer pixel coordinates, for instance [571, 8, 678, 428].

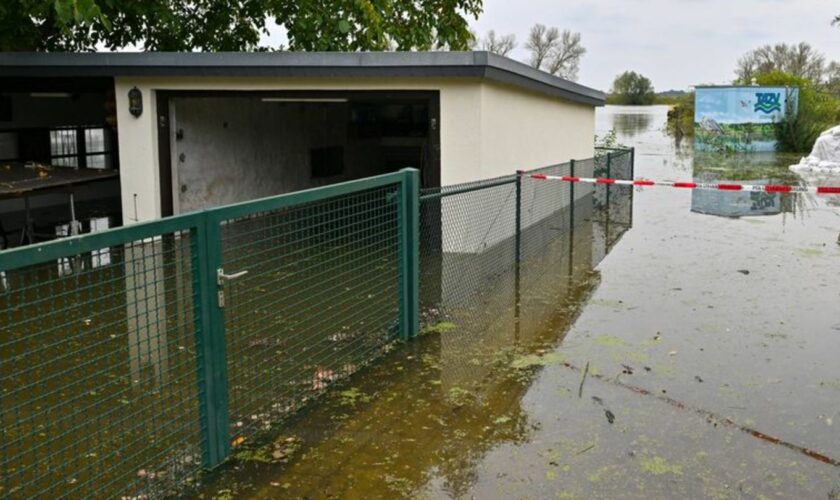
[199, 106, 840, 499]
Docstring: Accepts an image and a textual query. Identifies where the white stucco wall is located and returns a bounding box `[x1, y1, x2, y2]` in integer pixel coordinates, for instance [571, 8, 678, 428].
[478, 81, 595, 177]
[114, 76, 595, 224]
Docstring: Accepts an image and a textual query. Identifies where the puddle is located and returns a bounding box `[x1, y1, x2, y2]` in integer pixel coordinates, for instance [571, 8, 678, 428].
[197, 106, 840, 499]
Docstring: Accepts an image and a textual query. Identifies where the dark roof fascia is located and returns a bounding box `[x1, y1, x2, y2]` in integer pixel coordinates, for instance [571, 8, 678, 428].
[0, 51, 606, 106]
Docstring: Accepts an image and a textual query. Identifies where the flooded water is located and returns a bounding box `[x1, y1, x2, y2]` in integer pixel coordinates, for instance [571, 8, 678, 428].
[198, 105, 840, 499]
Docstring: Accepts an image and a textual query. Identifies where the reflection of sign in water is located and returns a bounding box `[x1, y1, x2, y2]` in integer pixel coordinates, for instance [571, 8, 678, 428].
[694, 86, 798, 153]
[691, 179, 782, 217]
[754, 92, 781, 114]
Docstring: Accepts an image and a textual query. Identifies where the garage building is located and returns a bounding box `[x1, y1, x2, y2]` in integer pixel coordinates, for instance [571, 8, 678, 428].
[0, 51, 604, 241]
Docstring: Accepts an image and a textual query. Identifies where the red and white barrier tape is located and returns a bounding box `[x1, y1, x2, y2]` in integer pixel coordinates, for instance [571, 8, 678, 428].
[525, 174, 840, 195]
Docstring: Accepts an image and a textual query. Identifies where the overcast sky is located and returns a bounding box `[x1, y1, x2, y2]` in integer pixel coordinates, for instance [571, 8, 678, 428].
[470, 0, 840, 92]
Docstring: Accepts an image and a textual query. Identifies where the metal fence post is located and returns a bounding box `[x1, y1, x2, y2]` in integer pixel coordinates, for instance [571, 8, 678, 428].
[569, 159, 576, 230]
[606, 152, 612, 211]
[399, 168, 420, 340]
[191, 216, 231, 469]
[515, 171, 523, 263]
[628, 148, 635, 225]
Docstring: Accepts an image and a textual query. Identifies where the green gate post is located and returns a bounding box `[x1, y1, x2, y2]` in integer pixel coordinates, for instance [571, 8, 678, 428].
[515, 171, 523, 263]
[192, 216, 232, 469]
[398, 168, 420, 340]
[569, 159, 576, 230]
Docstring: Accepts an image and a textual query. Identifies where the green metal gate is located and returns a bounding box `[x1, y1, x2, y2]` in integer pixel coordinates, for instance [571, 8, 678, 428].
[0, 169, 419, 498]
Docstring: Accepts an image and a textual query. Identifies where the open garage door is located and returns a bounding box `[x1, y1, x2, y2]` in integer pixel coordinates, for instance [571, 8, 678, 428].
[157, 91, 439, 216]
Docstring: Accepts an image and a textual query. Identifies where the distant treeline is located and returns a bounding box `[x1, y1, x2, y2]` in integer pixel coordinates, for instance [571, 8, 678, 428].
[605, 91, 686, 105]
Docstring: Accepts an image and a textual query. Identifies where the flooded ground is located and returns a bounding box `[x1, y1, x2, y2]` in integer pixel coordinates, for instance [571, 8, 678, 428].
[198, 105, 840, 499]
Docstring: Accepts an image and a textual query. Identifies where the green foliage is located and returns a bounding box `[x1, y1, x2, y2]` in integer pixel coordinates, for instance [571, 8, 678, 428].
[665, 92, 695, 139]
[609, 71, 656, 105]
[755, 71, 840, 153]
[594, 129, 625, 149]
[653, 95, 682, 105]
[420, 321, 457, 335]
[0, 0, 483, 51]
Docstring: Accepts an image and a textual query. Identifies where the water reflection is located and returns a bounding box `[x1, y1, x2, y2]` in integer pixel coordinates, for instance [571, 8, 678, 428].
[197, 184, 634, 498]
[690, 182, 790, 218]
[610, 111, 654, 138]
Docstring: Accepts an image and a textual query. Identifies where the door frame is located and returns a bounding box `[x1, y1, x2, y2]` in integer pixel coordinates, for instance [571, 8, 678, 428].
[155, 89, 441, 218]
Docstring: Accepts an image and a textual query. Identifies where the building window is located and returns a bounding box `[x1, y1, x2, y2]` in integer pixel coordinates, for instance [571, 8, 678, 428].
[84, 128, 108, 169]
[48, 126, 113, 169]
[49, 127, 78, 167]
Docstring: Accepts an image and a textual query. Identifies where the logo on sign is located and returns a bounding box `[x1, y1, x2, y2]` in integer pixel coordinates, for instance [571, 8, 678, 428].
[754, 93, 781, 114]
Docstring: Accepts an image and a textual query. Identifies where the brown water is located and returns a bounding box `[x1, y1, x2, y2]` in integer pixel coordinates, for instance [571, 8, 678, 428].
[198, 105, 840, 499]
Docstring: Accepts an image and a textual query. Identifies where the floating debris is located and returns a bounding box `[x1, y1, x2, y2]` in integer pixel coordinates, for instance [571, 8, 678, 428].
[421, 321, 457, 335]
[510, 352, 565, 370]
[640, 455, 683, 476]
[578, 361, 590, 398]
[312, 367, 336, 391]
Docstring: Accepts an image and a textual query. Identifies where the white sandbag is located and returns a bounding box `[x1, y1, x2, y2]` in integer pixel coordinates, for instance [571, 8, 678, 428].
[790, 125, 840, 173]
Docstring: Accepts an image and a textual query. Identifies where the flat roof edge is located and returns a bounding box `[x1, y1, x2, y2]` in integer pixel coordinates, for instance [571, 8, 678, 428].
[0, 51, 605, 106]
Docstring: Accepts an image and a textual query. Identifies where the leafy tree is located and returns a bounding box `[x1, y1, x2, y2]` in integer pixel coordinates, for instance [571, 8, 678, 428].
[734, 42, 827, 83]
[477, 30, 515, 56]
[609, 71, 655, 105]
[0, 0, 483, 52]
[826, 61, 840, 97]
[755, 71, 840, 153]
[525, 24, 585, 81]
[665, 92, 695, 142]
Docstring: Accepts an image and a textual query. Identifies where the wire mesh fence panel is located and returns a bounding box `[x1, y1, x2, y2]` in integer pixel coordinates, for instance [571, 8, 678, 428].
[519, 160, 594, 261]
[418, 176, 519, 388]
[0, 152, 633, 497]
[593, 149, 634, 228]
[418, 176, 518, 325]
[0, 230, 204, 498]
[218, 184, 403, 443]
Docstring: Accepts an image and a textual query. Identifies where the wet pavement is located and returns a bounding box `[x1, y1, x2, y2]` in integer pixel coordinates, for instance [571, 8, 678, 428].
[197, 106, 840, 499]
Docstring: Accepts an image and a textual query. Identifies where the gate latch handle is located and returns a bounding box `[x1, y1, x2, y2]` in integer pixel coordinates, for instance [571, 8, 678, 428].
[217, 268, 248, 285]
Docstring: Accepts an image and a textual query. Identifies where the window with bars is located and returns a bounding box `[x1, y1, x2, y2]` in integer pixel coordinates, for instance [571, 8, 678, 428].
[48, 126, 114, 169]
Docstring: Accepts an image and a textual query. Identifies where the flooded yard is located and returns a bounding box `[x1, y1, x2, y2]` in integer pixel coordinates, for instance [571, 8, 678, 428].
[201, 105, 840, 499]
